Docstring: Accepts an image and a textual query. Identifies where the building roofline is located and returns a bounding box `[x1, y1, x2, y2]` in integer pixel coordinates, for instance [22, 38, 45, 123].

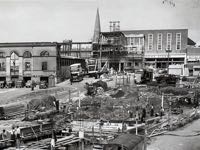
[0, 42, 59, 47]
[101, 31, 124, 37]
[120, 28, 188, 32]
[72, 42, 92, 44]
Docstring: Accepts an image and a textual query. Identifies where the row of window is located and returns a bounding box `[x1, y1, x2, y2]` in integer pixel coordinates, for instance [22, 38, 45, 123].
[148, 33, 181, 51]
[24, 62, 48, 71]
[0, 51, 50, 58]
[127, 37, 144, 46]
[0, 62, 48, 71]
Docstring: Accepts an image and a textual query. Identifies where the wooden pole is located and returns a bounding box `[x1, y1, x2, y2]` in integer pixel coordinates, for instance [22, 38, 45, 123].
[136, 110, 138, 135]
[81, 139, 84, 150]
[144, 123, 147, 150]
[136, 120, 138, 135]
[161, 93, 164, 108]
[69, 89, 71, 102]
[78, 91, 81, 108]
[115, 74, 117, 87]
[123, 74, 124, 85]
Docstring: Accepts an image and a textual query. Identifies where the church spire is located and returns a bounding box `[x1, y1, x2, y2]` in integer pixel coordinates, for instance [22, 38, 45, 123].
[92, 8, 101, 43]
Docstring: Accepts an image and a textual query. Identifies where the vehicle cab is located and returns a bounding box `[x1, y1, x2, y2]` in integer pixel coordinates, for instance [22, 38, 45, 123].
[70, 63, 83, 82]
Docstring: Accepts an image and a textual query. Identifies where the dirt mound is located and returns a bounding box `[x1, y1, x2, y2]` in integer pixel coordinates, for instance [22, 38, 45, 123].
[81, 96, 102, 108]
[110, 89, 125, 98]
[161, 87, 188, 95]
[93, 80, 108, 91]
[27, 95, 56, 111]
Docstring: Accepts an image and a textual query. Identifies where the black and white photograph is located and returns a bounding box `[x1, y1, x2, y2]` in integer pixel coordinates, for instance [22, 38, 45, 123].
[0, 0, 200, 149]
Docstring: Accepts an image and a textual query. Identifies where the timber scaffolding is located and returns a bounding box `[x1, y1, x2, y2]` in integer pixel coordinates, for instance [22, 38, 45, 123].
[93, 31, 127, 60]
[93, 31, 143, 71]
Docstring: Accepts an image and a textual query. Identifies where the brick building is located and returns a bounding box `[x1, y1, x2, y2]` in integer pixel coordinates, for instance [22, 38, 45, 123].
[122, 29, 188, 69]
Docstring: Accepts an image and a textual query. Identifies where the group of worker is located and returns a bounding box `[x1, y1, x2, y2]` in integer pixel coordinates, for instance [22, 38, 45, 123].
[131, 104, 165, 123]
[1, 125, 21, 149]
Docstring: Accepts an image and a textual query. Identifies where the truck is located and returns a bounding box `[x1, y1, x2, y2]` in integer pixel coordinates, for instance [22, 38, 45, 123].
[70, 63, 84, 82]
[85, 58, 108, 79]
[135, 68, 153, 84]
[154, 74, 179, 85]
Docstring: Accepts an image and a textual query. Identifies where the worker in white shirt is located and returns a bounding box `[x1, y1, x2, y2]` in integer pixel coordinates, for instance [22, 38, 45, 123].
[51, 130, 57, 150]
[15, 126, 21, 149]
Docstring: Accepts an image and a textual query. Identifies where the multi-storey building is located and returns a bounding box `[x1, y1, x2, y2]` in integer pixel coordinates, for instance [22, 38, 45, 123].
[0, 42, 59, 83]
[122, 29, 188, 69]
[0, 40, 92, 83]
[92, 9, 195, 72]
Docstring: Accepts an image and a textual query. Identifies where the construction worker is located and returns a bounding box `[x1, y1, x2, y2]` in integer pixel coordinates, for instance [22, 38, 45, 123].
[16, 126, 21, 149]
[31, 81, 34, 91]
[150, 105, 154, 117]
[51, 130, 57, 150]
[1, 129, 8, 140]
[160, 107, 165, 117]
[55, 100, 60, 112]
[141, 107, 146, 123]
[10, 126, 16, 147]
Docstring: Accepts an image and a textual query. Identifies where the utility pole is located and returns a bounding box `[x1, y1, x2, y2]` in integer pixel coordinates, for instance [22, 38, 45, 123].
[166, 49, 172, 74]
[144, 121, 147, 150]
[136, 109, 139, 135]
[168, 95, 172, 129]
[99, 33, 102, 70]
[142, 36, 145, 69]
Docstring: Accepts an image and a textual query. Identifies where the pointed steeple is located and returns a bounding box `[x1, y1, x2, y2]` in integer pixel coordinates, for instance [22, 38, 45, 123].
[92, 8, 101, 43]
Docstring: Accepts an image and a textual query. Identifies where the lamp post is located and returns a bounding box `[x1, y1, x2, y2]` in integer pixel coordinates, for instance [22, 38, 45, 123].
[165, 49, 172, 74]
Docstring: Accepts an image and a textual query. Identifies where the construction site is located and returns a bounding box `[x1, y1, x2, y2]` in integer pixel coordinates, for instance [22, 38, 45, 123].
[0, 1, 200, 149]
[0, 69, 200, 150]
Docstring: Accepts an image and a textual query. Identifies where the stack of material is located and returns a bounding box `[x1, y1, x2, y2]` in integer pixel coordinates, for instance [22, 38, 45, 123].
[26, 135, 85, 149]
[0, 103, 25, 119]
[0, 139, 12, 149]
[20, 123, 53, 141]
[55, 135, 81, 148]
[27, 95, 56, 111]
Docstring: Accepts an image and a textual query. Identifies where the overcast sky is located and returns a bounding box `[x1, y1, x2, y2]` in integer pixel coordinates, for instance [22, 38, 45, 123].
[0, 0, 199, 44]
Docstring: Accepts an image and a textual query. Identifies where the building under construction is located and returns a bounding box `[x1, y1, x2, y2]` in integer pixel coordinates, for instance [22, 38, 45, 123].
[92, 9, 196, 72]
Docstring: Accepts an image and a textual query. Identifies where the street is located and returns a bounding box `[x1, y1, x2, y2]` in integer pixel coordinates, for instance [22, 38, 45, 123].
[0, 77, 95, 105]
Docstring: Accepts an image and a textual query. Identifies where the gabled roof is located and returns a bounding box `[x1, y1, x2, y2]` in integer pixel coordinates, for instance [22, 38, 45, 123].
[188, 38, 196, 46]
